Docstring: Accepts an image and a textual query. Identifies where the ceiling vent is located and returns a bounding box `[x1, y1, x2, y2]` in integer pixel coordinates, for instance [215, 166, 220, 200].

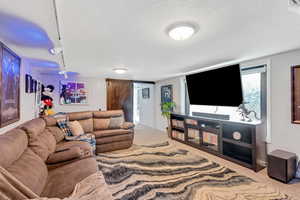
[289, 0, 300, 14]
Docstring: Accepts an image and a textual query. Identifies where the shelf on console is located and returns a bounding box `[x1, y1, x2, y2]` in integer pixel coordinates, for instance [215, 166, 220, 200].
[223, 141, 253, 165]
[222, 138, 253, 148]
[172, 126, 185, 132]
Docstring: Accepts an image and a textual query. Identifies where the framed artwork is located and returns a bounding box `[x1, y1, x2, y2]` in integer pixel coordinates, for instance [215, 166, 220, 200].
[291, 66, 300, 124]
[142, 88, 150, 99]
[35, 81, 42, 105]
[59, 81, 88, 105]
[35, 81, 42, 117]
[30, 78, 34, 93]
[31, 79, 37, 93]
[25, 74, 32, 93]
[0, 42, 21, 127]
[161, 85, 173, 109]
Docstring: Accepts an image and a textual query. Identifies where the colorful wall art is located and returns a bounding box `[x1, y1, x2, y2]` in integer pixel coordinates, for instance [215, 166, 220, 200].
[142, 88, 150, 99]
[59, 81, 88, 105]
[161, 85, 173, 104]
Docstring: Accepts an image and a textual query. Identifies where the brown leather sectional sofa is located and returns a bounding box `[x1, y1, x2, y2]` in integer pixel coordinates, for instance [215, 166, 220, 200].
[66, 110, 134, 153]
[0, 110, 134, 199]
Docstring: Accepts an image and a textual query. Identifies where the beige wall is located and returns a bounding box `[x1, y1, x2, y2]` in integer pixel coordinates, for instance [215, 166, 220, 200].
[267, 49, 300, 156]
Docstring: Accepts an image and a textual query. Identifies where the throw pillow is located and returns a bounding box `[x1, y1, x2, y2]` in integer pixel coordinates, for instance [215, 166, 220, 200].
[68, 121, 85, 136]
[109, 116, 124, 129]
[57, 119, 73, 137]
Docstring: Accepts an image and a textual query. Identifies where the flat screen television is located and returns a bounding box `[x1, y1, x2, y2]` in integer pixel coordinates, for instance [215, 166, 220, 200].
[186, 64, 243, 107]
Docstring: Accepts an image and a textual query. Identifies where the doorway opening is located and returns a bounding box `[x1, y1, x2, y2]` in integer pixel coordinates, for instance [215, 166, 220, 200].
[133, 82, 155, 128]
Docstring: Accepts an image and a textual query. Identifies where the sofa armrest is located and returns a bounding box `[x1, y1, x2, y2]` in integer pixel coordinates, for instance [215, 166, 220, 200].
[121, 122, 135, 130]
[46, 146, 84, 164]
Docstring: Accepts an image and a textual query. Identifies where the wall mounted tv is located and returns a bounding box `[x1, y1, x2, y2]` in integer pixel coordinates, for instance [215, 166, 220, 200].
[186, 64, 243, 107]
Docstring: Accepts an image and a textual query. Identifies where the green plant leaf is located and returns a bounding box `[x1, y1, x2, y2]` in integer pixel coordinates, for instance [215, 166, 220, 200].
[161, 101, 176, 119]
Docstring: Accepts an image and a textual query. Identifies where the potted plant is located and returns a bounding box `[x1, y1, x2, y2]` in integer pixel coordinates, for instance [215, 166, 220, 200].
[161, 101, 176, 137]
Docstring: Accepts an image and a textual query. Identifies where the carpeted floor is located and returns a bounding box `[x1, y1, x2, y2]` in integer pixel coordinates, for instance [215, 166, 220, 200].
[97, 141, 292, 200]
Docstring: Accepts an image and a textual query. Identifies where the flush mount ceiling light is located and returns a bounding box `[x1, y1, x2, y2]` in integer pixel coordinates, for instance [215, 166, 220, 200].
[289, 0, 300, 14]
[167, 23, 198, 41]
[113, 67, 128, 74]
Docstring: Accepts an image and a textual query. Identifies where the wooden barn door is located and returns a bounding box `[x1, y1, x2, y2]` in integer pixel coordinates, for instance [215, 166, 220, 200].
[106, 79, 133, 122]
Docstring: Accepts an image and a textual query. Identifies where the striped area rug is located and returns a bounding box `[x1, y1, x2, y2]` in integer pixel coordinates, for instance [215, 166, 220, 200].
[96, 142, 292, 200]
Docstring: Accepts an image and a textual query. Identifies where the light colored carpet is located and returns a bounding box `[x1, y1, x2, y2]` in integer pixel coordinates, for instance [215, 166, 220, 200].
[133, 125, 300, 199]
[97, 142, 291, 200]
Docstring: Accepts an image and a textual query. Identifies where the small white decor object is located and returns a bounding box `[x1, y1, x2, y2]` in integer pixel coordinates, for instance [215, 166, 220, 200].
[233, 131, 242, 140]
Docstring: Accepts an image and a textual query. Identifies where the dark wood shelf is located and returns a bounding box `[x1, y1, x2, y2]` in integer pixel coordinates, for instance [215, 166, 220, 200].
[222, 138, 253, 148]
[200, 127, 220, 134]
[185, 124, 199, 129]
[187, 138, 201, 145]
[172, 127, 185, 132]
[172, 137, 185, 143]
[170, 113, 266, 172]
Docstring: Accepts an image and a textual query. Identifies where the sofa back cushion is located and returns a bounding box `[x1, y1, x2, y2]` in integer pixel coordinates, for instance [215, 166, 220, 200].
[20, 118, 56, 161]
[0, 129, 48, 196]
[6, 149, 48, 196]
[93, 110, 124, 130]
[43, 116, 66, 143]
[47, 126, 65, 143]
[0, 129, 28, 168]
[43, 116, 58, 127]
[93, 118, 110, 130]
[67, 111, 93, 133]
[93, 110, 123, 118]
[20, 118, 46, 143]
[109, 116, 124, 129]
[29, 129, 57, 161]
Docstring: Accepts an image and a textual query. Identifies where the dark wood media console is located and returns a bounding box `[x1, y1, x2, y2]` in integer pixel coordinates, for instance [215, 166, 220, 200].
[170, 113, 267, 172]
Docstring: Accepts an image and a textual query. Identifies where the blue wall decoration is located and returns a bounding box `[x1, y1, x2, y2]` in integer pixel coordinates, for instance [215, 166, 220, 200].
[0, 42, 21, 127]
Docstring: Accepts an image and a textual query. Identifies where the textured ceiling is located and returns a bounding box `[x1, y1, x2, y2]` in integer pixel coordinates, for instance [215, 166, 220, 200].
[1, 0, 300, 81]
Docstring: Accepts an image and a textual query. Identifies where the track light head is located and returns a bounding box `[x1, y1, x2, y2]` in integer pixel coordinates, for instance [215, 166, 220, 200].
[49, 47, 63, 55]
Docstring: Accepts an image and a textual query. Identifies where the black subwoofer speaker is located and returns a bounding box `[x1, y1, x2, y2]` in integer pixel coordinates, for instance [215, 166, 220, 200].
[267, 150, 297, 183]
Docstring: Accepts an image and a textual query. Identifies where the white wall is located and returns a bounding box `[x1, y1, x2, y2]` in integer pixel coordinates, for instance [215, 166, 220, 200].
[3, 47, 300, 158]
[0, 66, 107, 135]
[267, 50, 300, 157]
[155, 76, 186, 131]
[238, 50, 300, 157]
[38, 74, 106, 113]
[0, 59, 40, 134]
[154, 49, 300, 157]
